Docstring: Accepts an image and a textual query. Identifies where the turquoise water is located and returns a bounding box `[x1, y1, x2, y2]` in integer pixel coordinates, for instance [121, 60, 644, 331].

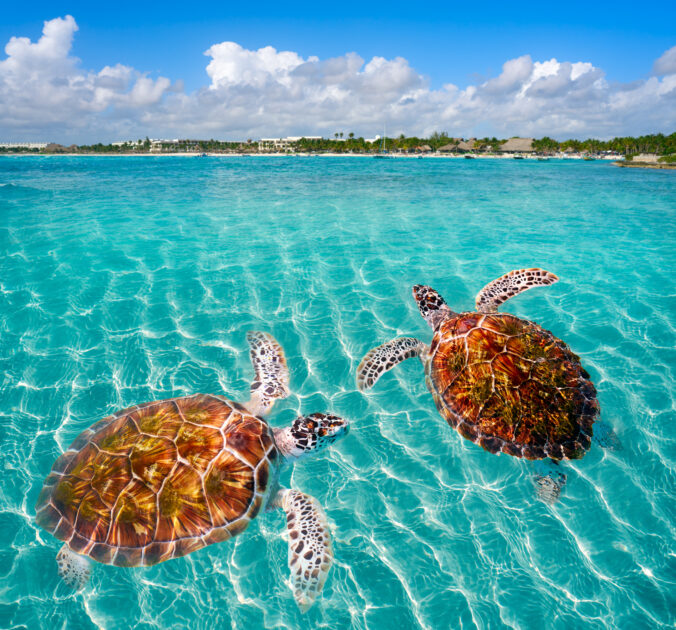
[1, 155, 674, 629]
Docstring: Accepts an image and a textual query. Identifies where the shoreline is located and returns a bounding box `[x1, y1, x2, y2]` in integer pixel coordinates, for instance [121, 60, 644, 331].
[613, 161, 675, 170]
[0, 152, 621, 160]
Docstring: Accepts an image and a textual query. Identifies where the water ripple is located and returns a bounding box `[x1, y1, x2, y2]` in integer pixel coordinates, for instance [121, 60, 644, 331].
[0, 156, 674, 629]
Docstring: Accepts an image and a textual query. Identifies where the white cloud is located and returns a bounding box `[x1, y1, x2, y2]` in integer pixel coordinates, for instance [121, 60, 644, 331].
[482, 55, 533, 95]
[205, 42, 312, 89]
[0, 15, 175, 139]
[0, 16, 674, 143]
[2, 15, 78, 77]
[654, 45, 676, 76]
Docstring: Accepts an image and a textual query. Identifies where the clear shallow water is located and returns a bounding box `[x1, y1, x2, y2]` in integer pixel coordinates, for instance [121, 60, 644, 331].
[0, 155, 674, 630]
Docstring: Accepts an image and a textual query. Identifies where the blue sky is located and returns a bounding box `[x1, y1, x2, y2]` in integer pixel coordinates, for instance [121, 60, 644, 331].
[1, 2, 675, 141]
[3, 0, 674, 89]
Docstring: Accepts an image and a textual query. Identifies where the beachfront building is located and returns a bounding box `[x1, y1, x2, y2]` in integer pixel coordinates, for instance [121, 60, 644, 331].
[149, 139, 214, 152]
[456, 139, 477, 153]
[437, 139, 463, 153]
[149, 139, 183, 152]
[258, 138, 284, 151]
[0, 142, 48, 149]
[499, 138, 535, 154]
[258, 136, 323, 152]
[44, 143, 78, 153]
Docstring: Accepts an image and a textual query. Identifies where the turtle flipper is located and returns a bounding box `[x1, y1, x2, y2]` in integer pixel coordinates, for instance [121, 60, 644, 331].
[533, 459, 567, 504]
[246, 331, 290, 416]
[56, 544, 91, 589]
[274, 489, 333, 613]
[475, 268, 558, 313]
[356, 337, 427, 391]
[592, 420, 622, 450]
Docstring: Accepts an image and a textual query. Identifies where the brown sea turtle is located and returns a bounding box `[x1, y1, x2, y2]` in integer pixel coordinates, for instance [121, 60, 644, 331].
[35, 332, 349, 612]
[356, 269, 619, 502]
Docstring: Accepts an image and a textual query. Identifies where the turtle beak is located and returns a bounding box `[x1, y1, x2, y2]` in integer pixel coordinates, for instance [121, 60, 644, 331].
[323, 415, 349, 440]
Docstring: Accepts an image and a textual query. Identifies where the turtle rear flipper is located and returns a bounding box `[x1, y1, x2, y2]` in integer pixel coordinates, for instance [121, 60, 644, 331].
[57, 544, 91, 589]
[274, 489, 333, 613]
[533, 459, 567, 504]
[246, 331, 290, 416]
[356, 337, 427, 391]
[475, 268, 558, 313]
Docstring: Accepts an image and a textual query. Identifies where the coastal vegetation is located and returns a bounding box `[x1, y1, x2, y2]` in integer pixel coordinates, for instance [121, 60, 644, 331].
[533, 133, 676, 157]
[1, 132, 674, 156]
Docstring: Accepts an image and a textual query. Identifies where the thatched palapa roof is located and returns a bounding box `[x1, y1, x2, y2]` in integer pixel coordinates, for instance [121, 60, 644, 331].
[456, 138, 476, 152]
[500, 138, 534, 153]
[437, 138, 462, 152]
[44, 143, 67, 153]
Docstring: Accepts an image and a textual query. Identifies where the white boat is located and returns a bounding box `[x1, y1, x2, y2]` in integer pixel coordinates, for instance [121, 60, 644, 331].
[374, 126, 393, 159]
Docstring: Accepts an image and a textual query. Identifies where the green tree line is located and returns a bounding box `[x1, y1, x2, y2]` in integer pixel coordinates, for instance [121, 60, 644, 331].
[1, 132, 673, 155]
[532, 133, 676, 155]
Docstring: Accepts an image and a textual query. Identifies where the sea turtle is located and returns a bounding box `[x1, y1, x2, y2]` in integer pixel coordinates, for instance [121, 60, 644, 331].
[35, 331, 349, 612]
[356, 269, 620, 502]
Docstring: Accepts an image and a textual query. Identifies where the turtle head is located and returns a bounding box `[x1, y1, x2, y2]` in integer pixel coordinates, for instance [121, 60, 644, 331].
[275, 413, 349, 461]
[412, 285, 453, 329]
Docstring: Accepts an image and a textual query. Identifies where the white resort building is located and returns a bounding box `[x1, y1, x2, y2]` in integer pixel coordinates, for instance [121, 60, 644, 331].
[258, 136, 323, 151]
[0, 142, 49, 149]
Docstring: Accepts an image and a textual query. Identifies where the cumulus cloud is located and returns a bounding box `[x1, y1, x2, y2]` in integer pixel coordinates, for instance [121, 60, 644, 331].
[653, 45, 676, 76]
[0, 16, 674, 143]
[206, 42, 312, 89]
[482, 55, 534, 95]
[0, 15, 175, 139]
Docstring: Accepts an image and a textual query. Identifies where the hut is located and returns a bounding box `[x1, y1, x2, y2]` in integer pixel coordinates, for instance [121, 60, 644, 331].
[44, 143, 67, 153]
[499, 138, 534, 153]
[456, 138, 477, 153]
[437, 140, 460, 153]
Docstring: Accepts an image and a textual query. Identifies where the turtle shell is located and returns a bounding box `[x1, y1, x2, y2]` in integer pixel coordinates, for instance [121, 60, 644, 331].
[35, 394, 277, 567]
[426, 312, 598, 460]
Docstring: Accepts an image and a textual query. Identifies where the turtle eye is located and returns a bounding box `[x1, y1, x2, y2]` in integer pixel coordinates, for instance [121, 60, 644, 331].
[319, 428, 327, 436]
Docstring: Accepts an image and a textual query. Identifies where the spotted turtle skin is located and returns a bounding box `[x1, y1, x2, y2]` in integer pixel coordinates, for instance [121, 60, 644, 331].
[426, 312, 598, 460]
[35, 394, 278, 567]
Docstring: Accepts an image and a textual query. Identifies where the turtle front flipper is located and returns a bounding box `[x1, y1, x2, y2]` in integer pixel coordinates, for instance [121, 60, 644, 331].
[592, 420, 622, 450]
[356, 337, 427, 391]
[475, 268, 558, 313]
[533, 459, 567, 504]
[246, 331, 290, 416]
[274, 489, 333, 613]
[56, 544, 91, 589]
